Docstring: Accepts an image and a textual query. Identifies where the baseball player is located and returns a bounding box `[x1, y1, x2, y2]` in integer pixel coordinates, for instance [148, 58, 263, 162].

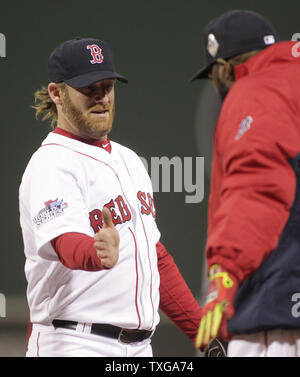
[19, 37, 204, 357]
[191, 10, 300, 356]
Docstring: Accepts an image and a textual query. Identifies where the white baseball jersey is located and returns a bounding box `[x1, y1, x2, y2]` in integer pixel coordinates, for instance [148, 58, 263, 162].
[19, 130, 161, 331]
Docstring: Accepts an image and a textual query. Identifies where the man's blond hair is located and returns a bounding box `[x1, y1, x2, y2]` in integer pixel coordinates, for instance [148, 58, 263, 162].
[210, 50, 261, 93]
[32, 83, 66, 128]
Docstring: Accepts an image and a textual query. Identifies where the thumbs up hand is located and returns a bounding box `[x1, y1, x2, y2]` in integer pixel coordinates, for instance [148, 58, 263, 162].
[94, 207, 120, 269]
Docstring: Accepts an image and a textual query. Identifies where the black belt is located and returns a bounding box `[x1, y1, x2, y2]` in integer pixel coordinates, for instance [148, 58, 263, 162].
[52, 319, 152, 344]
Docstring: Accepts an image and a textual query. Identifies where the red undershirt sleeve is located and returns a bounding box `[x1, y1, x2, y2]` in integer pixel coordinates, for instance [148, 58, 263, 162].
[156, 241, 202, 342]
[51, 232, 104, 271]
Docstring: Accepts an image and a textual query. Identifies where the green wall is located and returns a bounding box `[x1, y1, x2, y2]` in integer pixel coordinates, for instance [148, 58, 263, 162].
[0, 0, 299, 356]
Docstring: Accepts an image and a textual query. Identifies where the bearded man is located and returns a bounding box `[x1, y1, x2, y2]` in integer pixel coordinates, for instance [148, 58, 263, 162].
[191, 10, 300, 357]
[19, 37, 204, 357]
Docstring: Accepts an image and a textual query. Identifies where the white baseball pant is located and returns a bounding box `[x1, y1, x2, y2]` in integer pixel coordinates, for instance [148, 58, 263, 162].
[26, 323, 153, 357]
[228, 329, 300, 357]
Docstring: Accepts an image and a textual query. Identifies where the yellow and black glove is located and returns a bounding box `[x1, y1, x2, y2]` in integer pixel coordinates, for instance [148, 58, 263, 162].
[196, 264, 238, 350]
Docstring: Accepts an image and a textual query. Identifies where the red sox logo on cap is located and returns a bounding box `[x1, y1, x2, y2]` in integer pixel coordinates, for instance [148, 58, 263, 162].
[86, 44, 104, 64]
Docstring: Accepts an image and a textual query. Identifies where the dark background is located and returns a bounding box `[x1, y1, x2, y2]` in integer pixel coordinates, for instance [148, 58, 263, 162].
[0, 0, 299, 356]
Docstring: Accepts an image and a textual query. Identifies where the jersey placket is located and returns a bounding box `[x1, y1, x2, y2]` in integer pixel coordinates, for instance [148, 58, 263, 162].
[112, 150, 155, 330]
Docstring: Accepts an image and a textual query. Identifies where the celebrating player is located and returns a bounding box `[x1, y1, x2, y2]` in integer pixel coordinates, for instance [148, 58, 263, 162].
[19, 37, 203, 357]
[191, 10, 300, 356]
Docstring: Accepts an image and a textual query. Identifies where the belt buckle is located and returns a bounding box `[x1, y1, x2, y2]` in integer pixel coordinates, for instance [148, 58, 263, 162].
[118, 328, 131, 344]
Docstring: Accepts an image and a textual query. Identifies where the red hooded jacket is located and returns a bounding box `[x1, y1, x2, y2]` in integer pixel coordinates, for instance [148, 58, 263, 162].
[206, 41, 300, 332]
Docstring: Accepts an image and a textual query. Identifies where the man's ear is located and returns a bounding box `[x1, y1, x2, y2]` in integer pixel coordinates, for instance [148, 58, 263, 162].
[48, 82, 63, 105]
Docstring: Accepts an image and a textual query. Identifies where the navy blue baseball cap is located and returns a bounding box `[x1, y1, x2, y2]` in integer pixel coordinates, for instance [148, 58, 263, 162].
[190, 10, 279, 80]
[48, 37, 128, 88]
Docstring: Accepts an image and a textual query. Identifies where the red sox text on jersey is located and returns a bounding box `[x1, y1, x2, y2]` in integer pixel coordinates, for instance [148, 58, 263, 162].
[89, 191, 156, 232]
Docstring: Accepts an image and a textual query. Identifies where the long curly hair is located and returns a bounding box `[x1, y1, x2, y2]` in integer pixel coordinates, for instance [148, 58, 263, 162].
[32, 83, 66, 128]
[210, 50, 261, 94]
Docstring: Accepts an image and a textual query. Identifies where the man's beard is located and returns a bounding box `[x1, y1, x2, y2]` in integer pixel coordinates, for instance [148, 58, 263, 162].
[61, 90, 114, 139]
[211, 61, 233, 102]
[214, 75, 230, 101]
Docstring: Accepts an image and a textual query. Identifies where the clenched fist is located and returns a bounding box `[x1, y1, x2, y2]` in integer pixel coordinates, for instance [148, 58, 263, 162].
[94, 207, 120, 269]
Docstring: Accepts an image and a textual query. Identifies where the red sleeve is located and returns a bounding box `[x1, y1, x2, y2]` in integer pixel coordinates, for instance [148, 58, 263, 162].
[207, 88, 297, 283]
[156, 241, 202, 342]
[51, 232, 104, 271]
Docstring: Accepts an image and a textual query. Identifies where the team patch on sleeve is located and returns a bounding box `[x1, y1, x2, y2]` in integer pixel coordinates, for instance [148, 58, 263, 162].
[235, 115, 253, 140]
[33, 198, 68, 228]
